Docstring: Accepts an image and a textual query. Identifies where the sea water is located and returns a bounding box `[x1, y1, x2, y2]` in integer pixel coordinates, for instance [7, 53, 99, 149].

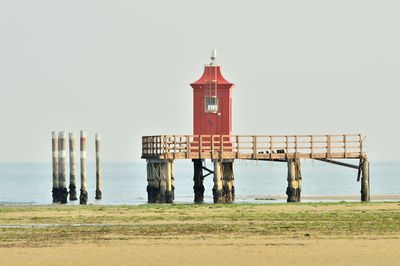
[0, 160, 399, 205]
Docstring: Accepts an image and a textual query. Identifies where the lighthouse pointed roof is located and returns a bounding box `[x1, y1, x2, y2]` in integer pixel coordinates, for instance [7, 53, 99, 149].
[190, 65, 234, 87]
[190, 50, 234, 88]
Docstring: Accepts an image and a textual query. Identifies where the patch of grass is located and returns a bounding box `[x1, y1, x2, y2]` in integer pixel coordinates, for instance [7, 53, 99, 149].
[0, 202, 399, 248]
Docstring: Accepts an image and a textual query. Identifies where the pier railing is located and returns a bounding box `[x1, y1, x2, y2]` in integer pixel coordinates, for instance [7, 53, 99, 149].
[142, 134, 365, 160]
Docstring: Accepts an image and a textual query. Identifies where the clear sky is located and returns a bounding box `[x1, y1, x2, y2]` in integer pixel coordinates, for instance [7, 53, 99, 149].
[0, 0, 399, 162]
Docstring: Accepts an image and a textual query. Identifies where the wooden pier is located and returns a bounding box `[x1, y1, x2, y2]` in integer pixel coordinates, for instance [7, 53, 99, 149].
[142, 134, 369, 203]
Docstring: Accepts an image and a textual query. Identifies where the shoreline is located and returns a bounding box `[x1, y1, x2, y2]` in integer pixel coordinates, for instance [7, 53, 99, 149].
[252, 194, 400, 201]
[1, 194, 400, 206]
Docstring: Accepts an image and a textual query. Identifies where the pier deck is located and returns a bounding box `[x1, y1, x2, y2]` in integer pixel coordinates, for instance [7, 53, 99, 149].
[142, 134, 366, 161]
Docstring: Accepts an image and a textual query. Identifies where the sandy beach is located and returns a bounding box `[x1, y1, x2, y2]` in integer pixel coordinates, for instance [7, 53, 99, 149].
[2, 238, 400, 266]
[0, 202, 399, 265]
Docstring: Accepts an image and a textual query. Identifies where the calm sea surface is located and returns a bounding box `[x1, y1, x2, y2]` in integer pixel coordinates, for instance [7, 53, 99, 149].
[0, 161, 399, 205]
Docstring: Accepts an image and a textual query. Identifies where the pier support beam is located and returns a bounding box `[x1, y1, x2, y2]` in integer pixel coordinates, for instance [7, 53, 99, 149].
[79, 130, 88, 205]
[213, 160, 235, 204]
[146, 160, 158, 203]
[165, 160, 175, 203]
[361, 159, 370, 202]
[146, 159, 174, 203]
[222, 160, 235, 203]
[95, 134, 102, 200]
[68, 133, 77, 201]
[286, 158, 302, 202]
[51, 131, 60, 203]
[58, 131, 68, 204]
[193, 159, 205, 203]
[213, 160, 223, 203]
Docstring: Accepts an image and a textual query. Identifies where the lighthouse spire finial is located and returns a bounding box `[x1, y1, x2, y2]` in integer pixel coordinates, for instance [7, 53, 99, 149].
[210, 49, 217, 65]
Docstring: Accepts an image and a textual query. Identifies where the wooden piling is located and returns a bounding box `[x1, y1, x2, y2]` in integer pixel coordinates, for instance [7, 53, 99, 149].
[171, 162, 175, 200]
[58, 131, 68, 204]
[286, 158, 302, 202]
[222, 160, 235, 203]
[95, 134, 102, 200]
[79, 130, 88, 205]
[165, 160, 174, 203]
[213, 160, 223, 203]
[68, 133, 77, 201]
[146, 159, 160, 203]
[51, 131, 60, 203]
[159, 163, 167, 203]
[361, 159, 370, 202]
[193, 159, 205, 203]
[146, 159, 174, 203]
[213, 160, 235, 203]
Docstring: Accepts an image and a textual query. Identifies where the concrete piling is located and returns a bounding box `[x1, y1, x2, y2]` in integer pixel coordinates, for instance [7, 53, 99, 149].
[51, 131, 60, 203]
[58, 131, 68, 204]
[95, 134, 102, 200]
[286, 158, 302, 202]
[146, 159, 174, 203]
[79, 130, 88, 205]
[68, 133, 78, 201]
[193, 159, 205, 203]
[361, 159, 370, 202]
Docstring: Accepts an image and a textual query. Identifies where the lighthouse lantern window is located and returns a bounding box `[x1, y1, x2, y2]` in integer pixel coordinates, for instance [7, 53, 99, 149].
[205, 97, 218, 113]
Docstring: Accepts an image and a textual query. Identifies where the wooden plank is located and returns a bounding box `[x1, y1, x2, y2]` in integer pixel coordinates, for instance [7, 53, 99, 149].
[236, 135, 240, 158]
[199, 135, 202, 158]
[220, 135, 224, 158]
[173, 135, 176, 159]
[253, 136, 257, 159]
[310, 135, 314, 158]
[285, 136, 289, 160]
[270, 136, 273, 160]
[211, 135, 214, 159]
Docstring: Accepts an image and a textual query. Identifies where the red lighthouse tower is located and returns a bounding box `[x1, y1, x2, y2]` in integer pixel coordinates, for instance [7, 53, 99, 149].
[190, 50, 235, 135]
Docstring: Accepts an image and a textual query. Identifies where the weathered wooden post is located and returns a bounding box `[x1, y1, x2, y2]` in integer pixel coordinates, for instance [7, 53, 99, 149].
[58, 131, 68, 204]
[286, 158, 302, 202]
[68, 133, 77, 201]
[146, 159, 174, 203]
[361, 158, 370, 202]
[193, 159, 204, 203]
[51, 131, 60, 203]
[222, 160, 235, 203]
[165, 160, 174, 203]
[213, 160, 223, 203]
[159, 161, 167, 203]
[95, 134, 102, 200]
[158, 160, 174, 203]
[79, 130, 88, 205]
[146, 159, 159, 203]
[213, 159, 235, 204]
